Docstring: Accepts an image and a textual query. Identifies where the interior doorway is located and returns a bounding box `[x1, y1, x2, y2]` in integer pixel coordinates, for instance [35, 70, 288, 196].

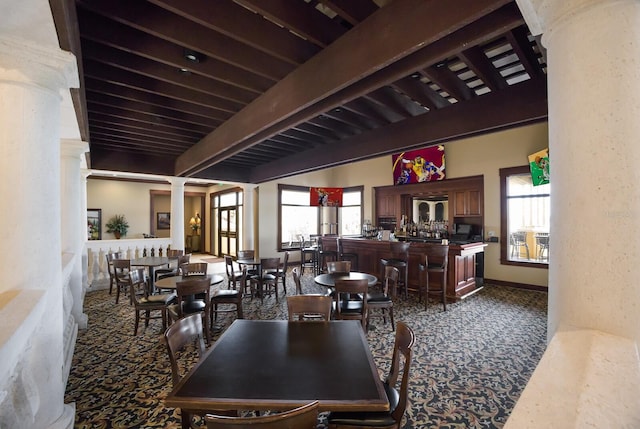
[149, 190, 206, 251]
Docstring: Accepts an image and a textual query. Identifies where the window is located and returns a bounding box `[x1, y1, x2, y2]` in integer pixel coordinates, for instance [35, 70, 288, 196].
[500, 166, 550, 267]
[278, 185, 320, 249]
[278, 185, 364, 249]
[339, 186, 364, 236]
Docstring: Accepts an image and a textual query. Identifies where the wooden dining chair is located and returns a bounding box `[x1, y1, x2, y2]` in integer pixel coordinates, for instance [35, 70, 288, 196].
[211, 265, 245, 325]
[105, 251, 122, 295]
[168, 277, 212, 343]
[164, 313, 215, 428]
[327, 260, 351, 274]
[154, 249, 184, 281]
[205, 400, 319, 429]
[418, 245, 449, 311]
[287, 294, 332, 321]
[291, 266, 303, 295]
[332, 279, 369, 332]
[327, 322, 415, 429]
[182, 262, 209, 276]
[367, 266, 397, 331]
[266, 250, 290, 296]
[129, 268, 176, 336]
[164, 313, 206, 386]
[249, 257, 280, 303]
[224, 255, 244, 288]
[112, 258, 131, 304]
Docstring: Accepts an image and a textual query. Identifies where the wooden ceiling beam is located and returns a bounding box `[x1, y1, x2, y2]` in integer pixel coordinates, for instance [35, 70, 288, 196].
[149, 0, 320, 65]
[507, 26, 544, 78]
[319, 0, 379, 25]
[77, 8, 271, 93]
[88, 112, 206, 139]
[83, 60, 240, 115]
[235, 0, 347, 47]
[85, 79, 230, 123]
[249, 78, 548, 183]
[175, 0, 517, 177]
[77, 0, 292, 80]
[90, 119, 201, 142]
[423, 63, 476, 102]
[86, 93, 224, 128]
[87, 104, 213, 134]
[459, 45, 508, 92]
[81, 39, 256, 105]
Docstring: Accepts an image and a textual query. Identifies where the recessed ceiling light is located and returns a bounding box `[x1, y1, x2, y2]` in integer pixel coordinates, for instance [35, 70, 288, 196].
[178, 68, 191, 75]
[184, 48, 203, 63]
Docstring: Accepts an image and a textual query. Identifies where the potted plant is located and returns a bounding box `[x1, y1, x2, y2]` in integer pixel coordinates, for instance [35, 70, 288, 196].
[105, 214, 129, 239]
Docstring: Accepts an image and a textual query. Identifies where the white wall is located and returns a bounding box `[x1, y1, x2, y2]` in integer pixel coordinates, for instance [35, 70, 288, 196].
[256, 122, 550, 287]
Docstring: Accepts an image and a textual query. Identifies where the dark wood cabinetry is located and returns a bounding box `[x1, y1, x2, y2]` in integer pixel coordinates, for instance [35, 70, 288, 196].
[374, 175, 484, 235]
[453, 189, 482, 216]
[339, 238, 486, 301]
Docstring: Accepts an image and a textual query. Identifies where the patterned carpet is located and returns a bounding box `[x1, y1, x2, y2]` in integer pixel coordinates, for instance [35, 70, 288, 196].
[65, 270, 548, 428]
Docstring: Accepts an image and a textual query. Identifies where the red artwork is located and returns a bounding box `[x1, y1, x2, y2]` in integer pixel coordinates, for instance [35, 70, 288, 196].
[310, 187, 343, 207]
[392, 145, 446, 185]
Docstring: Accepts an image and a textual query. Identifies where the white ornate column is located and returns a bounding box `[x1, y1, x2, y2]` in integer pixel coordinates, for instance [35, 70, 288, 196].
[518, 0, 640, 342]
[242, 184, 257, 253]
[169, 177, 187, 252]
[0, 36, 77, 428]
[505, 1, 640, 426]
[61, 139, 89, 329]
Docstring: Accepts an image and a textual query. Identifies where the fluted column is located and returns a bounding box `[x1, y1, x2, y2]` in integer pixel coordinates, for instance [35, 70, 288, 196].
[169, 177, 187, 252]
[0, 35, 77, 428]
[517, 0, 640, 343]
[242, 184, 257, 253]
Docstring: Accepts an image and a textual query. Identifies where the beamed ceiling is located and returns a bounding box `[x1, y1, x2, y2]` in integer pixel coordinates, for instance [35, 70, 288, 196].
[50, 0, 548, 184]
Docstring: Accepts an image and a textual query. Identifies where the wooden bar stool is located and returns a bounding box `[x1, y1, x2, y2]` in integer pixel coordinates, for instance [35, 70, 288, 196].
[380, 241, 410, 299]
[418, 245, 449, 311]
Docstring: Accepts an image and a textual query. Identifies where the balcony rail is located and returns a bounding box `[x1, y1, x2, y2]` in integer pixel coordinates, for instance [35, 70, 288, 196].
[85, 237, 172, 289]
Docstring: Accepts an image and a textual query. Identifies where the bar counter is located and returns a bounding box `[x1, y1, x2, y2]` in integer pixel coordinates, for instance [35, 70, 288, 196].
[339, 237, 486, 301]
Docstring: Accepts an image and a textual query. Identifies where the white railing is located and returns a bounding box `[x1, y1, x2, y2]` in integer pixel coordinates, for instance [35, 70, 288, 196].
[85, 238, 172, 289]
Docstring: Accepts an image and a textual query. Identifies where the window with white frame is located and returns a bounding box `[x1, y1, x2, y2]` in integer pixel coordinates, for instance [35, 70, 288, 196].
[278, 184, 364, 249]
[500, 166, 550, 266]
[339, 186, 363, 236]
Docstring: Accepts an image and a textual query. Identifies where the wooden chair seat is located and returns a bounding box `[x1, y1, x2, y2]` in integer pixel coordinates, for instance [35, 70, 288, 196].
[129, 268, 176, 336]
[367, 266, 397, 331]
[211, 265, 246, 324]
[327, 322, 415, 429]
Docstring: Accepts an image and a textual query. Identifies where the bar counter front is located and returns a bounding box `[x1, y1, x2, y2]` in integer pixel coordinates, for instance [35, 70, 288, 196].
[338, 237, 486, 301]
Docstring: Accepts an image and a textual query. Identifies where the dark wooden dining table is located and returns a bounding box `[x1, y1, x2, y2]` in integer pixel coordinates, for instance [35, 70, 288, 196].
[154, 274, 225, 290]
[314, 271, 378, 288]
[165, 319, 388, 424]
[130, 256, 169, 293]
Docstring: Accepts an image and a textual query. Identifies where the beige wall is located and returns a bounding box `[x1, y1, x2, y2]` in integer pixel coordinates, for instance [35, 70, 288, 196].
[257, 122, 550, 288]
[86, 179, 214, 246]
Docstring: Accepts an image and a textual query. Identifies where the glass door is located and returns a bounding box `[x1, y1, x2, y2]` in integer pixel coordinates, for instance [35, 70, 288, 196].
[219, 207, 238, 257]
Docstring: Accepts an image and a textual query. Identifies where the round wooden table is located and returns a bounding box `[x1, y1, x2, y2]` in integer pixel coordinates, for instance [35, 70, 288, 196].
[314, 272, 378, 288]
[155, 274, 225, 290]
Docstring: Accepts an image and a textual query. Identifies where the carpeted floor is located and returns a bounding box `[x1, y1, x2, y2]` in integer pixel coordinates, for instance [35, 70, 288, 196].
[65, 269, 548, 428]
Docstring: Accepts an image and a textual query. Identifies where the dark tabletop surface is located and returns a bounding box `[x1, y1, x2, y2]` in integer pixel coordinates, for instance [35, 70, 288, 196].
[314, 272, 378, 287]
[165, 319, 388, 412]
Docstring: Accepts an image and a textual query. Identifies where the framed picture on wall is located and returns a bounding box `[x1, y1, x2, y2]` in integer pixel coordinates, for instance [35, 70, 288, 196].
[157, 212, 171, 230]
[87, 208, 102, 240]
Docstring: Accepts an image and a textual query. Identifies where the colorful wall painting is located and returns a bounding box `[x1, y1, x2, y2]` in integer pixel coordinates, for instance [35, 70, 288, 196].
[310, 187, 343, 207]
[392, 145, 446, 185]
[528, 148, 550, 186]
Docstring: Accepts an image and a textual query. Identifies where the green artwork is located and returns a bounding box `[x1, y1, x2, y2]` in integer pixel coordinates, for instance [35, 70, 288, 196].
[528, 148, 550, 186]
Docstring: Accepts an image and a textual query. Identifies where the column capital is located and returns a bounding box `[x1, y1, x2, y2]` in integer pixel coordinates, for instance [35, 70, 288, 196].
[60, 139, 89, 158]
[516, 0, 626, 41]
[168, 177, 188, 187]
[0, 36, 78, 91]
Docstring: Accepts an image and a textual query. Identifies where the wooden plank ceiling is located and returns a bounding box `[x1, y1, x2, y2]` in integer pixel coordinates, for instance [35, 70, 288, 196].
[51, 0, 548, 184]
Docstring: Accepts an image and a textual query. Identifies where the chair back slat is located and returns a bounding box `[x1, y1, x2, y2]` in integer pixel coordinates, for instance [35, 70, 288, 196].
[287, 295, 332, 321]
[205, 401, 319, 428]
